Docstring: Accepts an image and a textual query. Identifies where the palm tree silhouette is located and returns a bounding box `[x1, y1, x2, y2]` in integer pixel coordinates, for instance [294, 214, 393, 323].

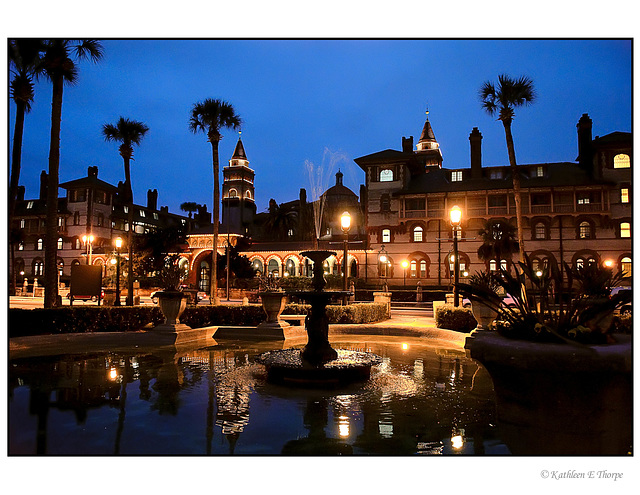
[103, 117, 150, 306]
[479, 74, 535, 261]
[189, 99, 242, 304]
[477, 219, 519, 272]
[41, 39, 103, 308]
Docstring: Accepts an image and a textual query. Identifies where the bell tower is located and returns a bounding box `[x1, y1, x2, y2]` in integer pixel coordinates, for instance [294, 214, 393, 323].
[222, 133, 256, 235]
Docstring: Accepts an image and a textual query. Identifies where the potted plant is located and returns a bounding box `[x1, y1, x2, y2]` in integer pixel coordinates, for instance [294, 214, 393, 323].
[458, 271, 501, 330]
[257, 274, 288, 326]
[463, 255, 632, 455]
[155, 254, 189, 326]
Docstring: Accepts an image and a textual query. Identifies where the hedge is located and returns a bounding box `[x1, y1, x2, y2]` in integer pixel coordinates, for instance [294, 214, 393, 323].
[8, 302, 389, 338]
[434, 304, 477, 333]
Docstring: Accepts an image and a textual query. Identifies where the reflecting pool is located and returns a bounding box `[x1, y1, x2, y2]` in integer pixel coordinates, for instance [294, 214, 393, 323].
[8, 337, 509, 455]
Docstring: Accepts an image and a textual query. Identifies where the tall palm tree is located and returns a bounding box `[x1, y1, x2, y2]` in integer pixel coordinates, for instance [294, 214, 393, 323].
[479, 74, 535, 261]
[180, 201, 200, 219]
[9, 39, 45, 222]
[189, 99, 242, 304]
[9, 39, 44, 296]
[103, 117, 150, 306]
[477, 219, 519, 271]
[41, 39, 103, 308]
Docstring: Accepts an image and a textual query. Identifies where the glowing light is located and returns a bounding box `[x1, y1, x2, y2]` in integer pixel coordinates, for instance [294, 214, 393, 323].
[338, 416, 350, 437]
[449, 205, 462, 226]
[110, 258, 117, 265]
[109, 368, 118, 380]
[451, 435, 464, 450]
[379, 255, 387, 263]
[536, 270, 543, 277]
[115, 237, 123, 249]
[604, 259, 614, 268]
[340, 211, 351, 232]
[401, 260, 409, 269]
[401, 343, 409, 350]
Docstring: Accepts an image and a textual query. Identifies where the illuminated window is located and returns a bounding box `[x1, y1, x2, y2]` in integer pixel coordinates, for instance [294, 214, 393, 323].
[410, 260, 417, 277]
[613, 154, 630, 169]
[26, 201, 34, 209]
[577, 196, 590, 205]
[413, 226, 423, 242]
[57, 237, 63, 250]
[382, 229, 391, 243]
[199, 261, 210, 292]
[20, 219, 25, 229]
[36, 238, 43, 250]
[123, 206, 129, 214]
[229, 189, 238, 198]
[246, 190, 252, 199]
[451, 171, 462, 182]
[58, 216, 63, 227]
[579, 221, 591, 239]
[533, 166, 544, 177]
[420, 260, 427, 278]
[620, 222, 631, 238]
[621, 257, 632, 278]
[489, 259, 507, 272]
[139, 209, 146, 217]
[153, 212, 159, 220]
[380, 169, 394, 182]
[535, 223, 547, 240]
[18, 242, 24, 251]
[621, 188, 629, 203]
[34, 260, 44, 276]
[75, 238, 81, 249]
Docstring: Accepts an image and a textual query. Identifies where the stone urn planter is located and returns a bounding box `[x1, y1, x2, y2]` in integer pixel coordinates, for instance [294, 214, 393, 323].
[465, 330, 632, 455]
[470, 302, 497, 330]
[258, 291, 288, 324]
[156, 290, 188, 326]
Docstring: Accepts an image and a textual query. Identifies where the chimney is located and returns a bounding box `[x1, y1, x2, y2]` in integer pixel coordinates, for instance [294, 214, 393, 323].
[88, 166, 98, 177]
[17, 185, 25, 201]
[402, 136, 414, 153]
[576, 113, 594, 174]
[299, 188, 307, 205]
[469, 127, 483, 179]
[39, 171, 48, 200]
[147, 189, 158, 210]
[160, 206, 168, 213]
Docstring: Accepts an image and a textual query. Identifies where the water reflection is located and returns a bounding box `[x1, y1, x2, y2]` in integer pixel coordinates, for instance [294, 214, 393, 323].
[9, 339, 507, 455]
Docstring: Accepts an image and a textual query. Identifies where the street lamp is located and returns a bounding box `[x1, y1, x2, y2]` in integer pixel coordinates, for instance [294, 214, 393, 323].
[401, 260, 409, 286]
[449, 205, 462, 307]
[340, 211, 351, 300]
[114, 237, 122, 306]
[82, 234, 94, 265]
[378, 244, 389, 290]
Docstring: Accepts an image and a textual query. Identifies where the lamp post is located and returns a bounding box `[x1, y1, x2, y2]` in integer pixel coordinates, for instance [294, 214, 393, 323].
[114, 237, 122, 306]
[82, 234, 94, 265]
[340, 211, 351, 304]
[449, 205, 462, 307]
[401, 260, 409, 287]
[378, 244, 388, 291]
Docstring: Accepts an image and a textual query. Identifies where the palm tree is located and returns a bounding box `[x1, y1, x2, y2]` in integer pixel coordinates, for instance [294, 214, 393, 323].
[477, 219, 519, 271]
[103, 117, 150, 306]
[180, 201, 200, 219]
[479, 74, 535, 261]
[41, 39, 103, 308]
[189, 99, 242, 304]
[9, 39, 45, 222]
[264, 199, 298, 241]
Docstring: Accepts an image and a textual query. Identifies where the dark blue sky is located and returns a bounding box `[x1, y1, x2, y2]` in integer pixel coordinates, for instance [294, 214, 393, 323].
[9, 39, 632, 217]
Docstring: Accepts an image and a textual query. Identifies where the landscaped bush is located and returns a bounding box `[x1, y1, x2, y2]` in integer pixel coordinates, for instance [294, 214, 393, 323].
[435, 303, 477, 333]
[9, 301, 389, 337]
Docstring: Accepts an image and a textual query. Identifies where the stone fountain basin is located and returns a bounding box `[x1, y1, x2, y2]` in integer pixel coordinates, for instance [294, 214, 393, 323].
[257, 348, 382, 387]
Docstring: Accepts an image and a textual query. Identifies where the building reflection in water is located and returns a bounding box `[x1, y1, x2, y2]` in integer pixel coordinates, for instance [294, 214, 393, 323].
[9, 340, 502, 455]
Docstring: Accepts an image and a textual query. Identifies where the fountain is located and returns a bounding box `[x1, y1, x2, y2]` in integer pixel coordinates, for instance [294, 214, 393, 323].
[257, 250, 382, 386]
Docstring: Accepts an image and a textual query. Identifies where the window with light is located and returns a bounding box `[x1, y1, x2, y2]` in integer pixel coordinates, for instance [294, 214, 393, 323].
[382, 229, 391, 243]
[613, 154, 630, 169]
[579, 221, 591, 239]
[621, 257, 632, 278]
[36, 238, 43, 250]
[380, 169, 394, 182]
[535, 223, 547, 240]
[620, 222, 631, 238]
[410, 260, 417, 277]
[57, 238, 63, 250]
[451, 171, 462, 182]
[420, 260, 427, 278]
[413, 226, 423, 242]
[621, 188, 629, 203]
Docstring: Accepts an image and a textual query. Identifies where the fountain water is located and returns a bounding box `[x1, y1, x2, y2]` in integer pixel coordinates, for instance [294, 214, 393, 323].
[257, 250, 381, 386]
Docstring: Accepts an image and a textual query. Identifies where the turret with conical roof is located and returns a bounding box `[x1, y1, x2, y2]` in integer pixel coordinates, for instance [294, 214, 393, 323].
[415, 110, 443, 168]
[222, 134, 257, 235]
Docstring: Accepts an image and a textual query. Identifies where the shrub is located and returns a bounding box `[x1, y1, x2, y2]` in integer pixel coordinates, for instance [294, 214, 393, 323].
[435, 304, 477, 333]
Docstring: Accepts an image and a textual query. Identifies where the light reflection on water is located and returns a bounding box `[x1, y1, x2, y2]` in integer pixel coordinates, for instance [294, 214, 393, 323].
[8, 338, 509, 455]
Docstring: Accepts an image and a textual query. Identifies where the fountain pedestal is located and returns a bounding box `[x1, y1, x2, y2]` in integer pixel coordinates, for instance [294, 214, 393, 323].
[257, 250, 381, 387]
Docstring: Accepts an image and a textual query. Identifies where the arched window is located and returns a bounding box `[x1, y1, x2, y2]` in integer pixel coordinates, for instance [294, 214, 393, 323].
[613, 154, 630, 169]
[379, 169, 394, 182]
[18, 242, 24, 251]
[33, 260, 44, 276]
[579, 221, 592, 239]
[36, 238, 43, 250]
[284, 258, 296, 277]
[229, 189, 238, 198]
[199, 261, 210, 292]
[267, 259, 280, 277]
[412, 226, 423, 242]
[620, 222, 631, 238]
[245, 190, 252, 199]
[75, 238, 81, 249]
[410, 260, 417, 278]
[252, 258, 264, 274]
[534, 223, 547, 240]
[489, 259, 507, 272]
[621, 257, 632, 278]
[382, 229, 391, 243]
[420, 260, 427, 278]
[57, 237, 63, 250]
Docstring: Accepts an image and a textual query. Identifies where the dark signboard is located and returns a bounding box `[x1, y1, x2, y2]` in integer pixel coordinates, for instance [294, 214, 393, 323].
[70, 265, 103, 304]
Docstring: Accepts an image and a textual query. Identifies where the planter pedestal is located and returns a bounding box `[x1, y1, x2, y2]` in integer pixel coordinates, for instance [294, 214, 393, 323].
[465, 330, 632, 455]
[470, 302, 497, 330]
[257, 292, 291, 339]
